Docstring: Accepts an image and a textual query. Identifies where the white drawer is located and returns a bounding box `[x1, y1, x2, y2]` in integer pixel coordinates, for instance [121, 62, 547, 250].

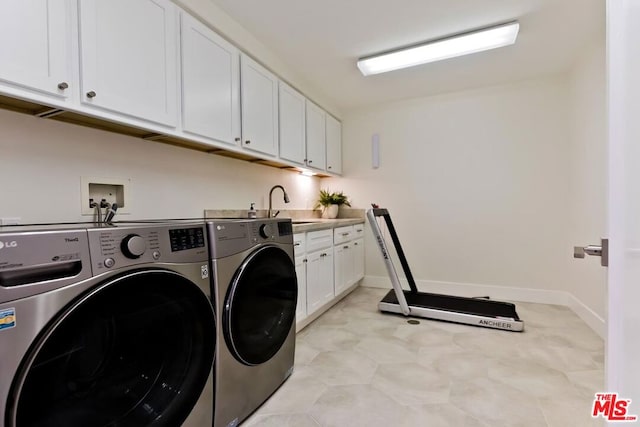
[293, 233, 306, 255]
[334, 225, 354, 245]
[306, 229, 333, 252]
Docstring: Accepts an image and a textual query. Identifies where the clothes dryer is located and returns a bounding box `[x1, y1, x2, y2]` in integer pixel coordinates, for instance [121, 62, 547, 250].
[207, 218, 297, 427]
[0, 222, 216, 427]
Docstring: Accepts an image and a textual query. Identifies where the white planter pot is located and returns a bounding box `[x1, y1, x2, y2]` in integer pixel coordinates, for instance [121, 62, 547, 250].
[322, 204, 339, 219]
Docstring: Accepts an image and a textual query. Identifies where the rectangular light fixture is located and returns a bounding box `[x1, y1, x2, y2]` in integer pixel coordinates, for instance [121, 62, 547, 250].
[357, 21, 520, 76]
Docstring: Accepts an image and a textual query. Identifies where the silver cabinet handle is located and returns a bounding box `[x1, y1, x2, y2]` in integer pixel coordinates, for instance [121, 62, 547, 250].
[86, 91, 97, 98]
[341, 232, 349, 236]
[58, 82, 69, 90]
[343, 245, 349, 249]
[320, 253, 327, 257]
[245, 140, 251, 144]
[235, 137, 241, 142]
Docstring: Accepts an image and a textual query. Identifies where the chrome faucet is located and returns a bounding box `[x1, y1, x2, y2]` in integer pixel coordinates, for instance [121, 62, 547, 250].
[268, 185, 290, 218]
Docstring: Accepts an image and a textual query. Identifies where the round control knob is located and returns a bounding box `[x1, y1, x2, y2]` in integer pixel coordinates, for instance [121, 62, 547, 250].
[259, 224, 273, 239]
[104, 258, 115, 268]
[121, 234, 146, 259]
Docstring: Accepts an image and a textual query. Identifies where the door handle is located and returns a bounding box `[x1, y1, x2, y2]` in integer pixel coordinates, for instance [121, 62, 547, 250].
[573, 238, 608, 267]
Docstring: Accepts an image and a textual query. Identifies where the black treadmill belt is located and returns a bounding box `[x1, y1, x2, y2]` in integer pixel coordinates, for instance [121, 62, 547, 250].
[381, 289, 520, 320]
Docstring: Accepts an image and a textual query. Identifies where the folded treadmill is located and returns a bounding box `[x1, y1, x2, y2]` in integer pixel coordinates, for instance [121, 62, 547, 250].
[367, 208, 524, 332]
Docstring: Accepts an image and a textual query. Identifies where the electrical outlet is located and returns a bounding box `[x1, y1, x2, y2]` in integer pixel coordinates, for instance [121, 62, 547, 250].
[0, 217, 20, 225]
[81, 177, 131, 215]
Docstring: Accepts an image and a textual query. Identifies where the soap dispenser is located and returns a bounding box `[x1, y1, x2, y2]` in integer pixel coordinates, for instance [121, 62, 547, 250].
[248, 203, 257, 219]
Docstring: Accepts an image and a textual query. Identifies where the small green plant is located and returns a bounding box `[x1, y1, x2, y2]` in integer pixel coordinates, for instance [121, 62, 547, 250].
[314, 189, 351, 209]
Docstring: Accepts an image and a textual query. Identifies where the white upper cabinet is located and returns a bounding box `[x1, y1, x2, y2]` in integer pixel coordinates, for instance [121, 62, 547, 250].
[326, 114, 342, 175]
[278, 81, 306, 165]
[180, 12, 240, 145]
[240, 54, 278, 156]
[78, 0, 178, 126]
[0, 0, 72, 99]
[305, 100, 326, 171]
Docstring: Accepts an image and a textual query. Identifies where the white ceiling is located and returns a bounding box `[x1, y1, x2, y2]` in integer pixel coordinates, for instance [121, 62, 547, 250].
[209, 0, 604, 111]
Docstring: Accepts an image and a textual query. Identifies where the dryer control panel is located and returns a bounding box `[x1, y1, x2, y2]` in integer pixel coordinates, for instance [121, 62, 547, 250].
[208, 219, 293, 259]
[88, 224, 208, 272]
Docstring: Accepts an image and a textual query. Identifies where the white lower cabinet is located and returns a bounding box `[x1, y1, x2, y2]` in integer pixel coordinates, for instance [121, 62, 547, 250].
[353, 238, 365, 281]
[334, 242, 355, 295]
[306, 249, 334, 315]
[294, 223, 365, 330]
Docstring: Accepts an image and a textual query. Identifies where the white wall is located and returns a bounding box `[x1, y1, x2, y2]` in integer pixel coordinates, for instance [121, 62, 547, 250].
[337, 77, 574, 299]
[0, 109, 319, 223]
[567, 40, 607, 322]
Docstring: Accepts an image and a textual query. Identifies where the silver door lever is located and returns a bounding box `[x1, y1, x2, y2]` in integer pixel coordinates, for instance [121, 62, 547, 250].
[573, 238, 608, 267]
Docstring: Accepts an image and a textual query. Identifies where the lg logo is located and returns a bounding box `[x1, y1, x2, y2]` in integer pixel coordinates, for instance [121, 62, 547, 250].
[0, 241, 18, 250]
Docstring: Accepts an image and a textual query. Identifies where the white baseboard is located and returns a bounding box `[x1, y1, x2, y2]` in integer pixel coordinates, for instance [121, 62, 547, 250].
[361, 275, 606, 338]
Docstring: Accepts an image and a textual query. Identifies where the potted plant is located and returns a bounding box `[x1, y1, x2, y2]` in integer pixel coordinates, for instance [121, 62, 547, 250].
[314, 189, 351, 219]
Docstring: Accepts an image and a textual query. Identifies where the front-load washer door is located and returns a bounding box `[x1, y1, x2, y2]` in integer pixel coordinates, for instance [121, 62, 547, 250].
[6, 269, 215, 427]
[224, 245, 297, 366]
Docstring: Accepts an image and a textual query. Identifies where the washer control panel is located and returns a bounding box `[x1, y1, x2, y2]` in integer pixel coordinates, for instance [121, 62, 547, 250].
[88, 223, 207, 272]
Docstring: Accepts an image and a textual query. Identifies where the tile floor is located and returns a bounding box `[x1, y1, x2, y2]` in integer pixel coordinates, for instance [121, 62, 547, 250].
[244, 287, 604, 427]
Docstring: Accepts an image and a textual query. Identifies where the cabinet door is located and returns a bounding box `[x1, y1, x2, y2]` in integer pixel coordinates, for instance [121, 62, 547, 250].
[78, 0, 178, 126]
[306, 250, 334, 315]
[240, 54, 278, 156]
[278, 81, 306, 164]
[334, 243, 354, 295]
[326, 115, 342, 175]
[305, 100, 326, 171]
[353, 238, 365, 282]
[181, 13, 240, 145]
[295, 256, 307, 323]
[0, 0, 71, 99]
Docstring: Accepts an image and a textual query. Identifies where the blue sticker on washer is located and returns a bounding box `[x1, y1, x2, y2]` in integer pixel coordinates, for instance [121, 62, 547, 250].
[0, 308, 16, 331]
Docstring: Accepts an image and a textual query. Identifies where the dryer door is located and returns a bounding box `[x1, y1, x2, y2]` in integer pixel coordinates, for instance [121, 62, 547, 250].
[224, 245, 297, 366]
[7, 269, 215, 427]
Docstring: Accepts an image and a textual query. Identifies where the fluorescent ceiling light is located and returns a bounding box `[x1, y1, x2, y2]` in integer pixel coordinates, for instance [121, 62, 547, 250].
[357, 21, 520, 76]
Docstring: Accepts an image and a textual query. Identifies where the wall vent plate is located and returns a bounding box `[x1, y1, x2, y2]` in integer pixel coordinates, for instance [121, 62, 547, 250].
[81, 176, 131, 216]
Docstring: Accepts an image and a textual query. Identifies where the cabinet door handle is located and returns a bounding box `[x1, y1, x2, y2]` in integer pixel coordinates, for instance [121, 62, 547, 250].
[303, 259, 307, 263]
[341, 232, 349, 236]
[57, 82, 69, 90]
[320, 253, 327, 257]
[343, 245, 349, 249]
[356, 229, 363, 233]
[235, 137, 241, 142]
[294, 242, 301, 247]
[354, 242, 359, 246]
[328, 165, 332, 169]
[86, 91, 97, 98]
[308, 159, 313, 164]
[245, 140, 251, 144]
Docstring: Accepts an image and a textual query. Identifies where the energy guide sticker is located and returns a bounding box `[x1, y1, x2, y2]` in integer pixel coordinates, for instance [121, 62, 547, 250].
[0, 308, 16, 331]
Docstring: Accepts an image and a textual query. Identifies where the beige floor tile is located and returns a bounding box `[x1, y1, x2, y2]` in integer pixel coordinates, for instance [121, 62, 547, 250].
[255, 375, 327, 415]
[371, 362, 450, 406]
[450, 377, 548, 426]
[355, 336, 420, 364]
[309, 384, 410, 427]
[306, 350, 378, 385]
[401, 403, 489, 427]
[300, 326, 361, 352]
[538, 396, 604, 427]
[243, 413, 321, 427]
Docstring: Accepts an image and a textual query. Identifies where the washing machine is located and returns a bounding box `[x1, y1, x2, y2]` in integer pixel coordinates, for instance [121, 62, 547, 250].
[0, 222, 216, 427]
[207, 218, 297, 427]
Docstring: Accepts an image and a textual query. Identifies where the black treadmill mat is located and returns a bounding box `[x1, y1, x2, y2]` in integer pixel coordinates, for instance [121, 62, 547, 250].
[381, 289, 521, 320]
